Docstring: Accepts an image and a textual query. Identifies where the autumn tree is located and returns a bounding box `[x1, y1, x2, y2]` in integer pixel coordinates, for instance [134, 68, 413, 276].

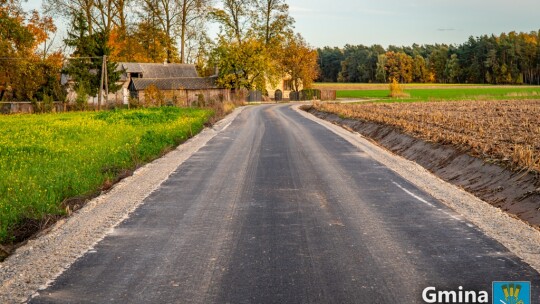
[252, 0, 294, 46]
[280, 34, 318, 92]
[138, 0, 181, 62]
[194, 34, 216, 76]
[177, 0, 213, 63]
[211, 36, 270, 90]
[211, 0, 253, 44]
[382, 51, 413, 83]
[125, 17, 170, 62]
[0, 0, 64, 101]
[0, 0, 32, 100]
[209, 0, 298, 91]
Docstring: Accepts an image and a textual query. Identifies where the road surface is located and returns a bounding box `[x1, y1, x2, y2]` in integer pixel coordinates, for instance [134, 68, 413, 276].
[32, 105, 539, 303]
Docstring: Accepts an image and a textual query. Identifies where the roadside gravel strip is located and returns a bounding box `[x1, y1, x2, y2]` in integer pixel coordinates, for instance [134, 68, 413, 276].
[0, 107, 245, 303]
[295, 104, 540, 273]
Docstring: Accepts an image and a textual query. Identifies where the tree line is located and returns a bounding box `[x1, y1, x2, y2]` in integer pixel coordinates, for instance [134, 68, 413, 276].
[1, 0, 319, 103]
[318, 31, 540, 85]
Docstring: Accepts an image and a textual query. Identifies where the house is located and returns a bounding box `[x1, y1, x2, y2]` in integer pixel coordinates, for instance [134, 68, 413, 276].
[266, 75, 302, 101]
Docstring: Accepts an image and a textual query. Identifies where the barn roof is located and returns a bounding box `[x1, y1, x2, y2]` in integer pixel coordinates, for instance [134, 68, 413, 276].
[120, 62, 143, 74]
[119, 62, 199, 78]
[130, 77, 218, 91]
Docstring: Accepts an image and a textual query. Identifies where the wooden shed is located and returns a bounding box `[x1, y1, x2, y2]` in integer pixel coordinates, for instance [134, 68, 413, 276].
[128, 76, 229, 106]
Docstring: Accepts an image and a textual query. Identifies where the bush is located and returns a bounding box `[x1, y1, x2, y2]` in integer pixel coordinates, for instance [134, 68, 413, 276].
[128, 96, 141, 109]
[196, 94, 205, 107]
[42, 95, 54, 113]
[75, 85, 89, 111]
[144, 84, 165, 107]
[389, 78, 410, 98]
[289, 91, 300, 101]
[301, 89, 321, 100]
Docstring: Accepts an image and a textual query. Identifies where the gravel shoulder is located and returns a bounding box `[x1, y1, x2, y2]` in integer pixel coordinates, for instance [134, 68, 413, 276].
[296, 104, 540, 273]
[0, 107, 245, 304]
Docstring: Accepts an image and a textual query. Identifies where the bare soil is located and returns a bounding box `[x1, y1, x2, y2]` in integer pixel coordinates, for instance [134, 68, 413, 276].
[306, 106, 540, 229]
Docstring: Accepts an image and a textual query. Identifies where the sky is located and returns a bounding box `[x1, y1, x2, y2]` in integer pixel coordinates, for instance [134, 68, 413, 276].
[22, 0, 540, 48]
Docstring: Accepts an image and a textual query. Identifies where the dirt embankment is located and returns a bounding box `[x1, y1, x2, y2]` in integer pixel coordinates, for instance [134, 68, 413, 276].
[306, 107, 540, 229]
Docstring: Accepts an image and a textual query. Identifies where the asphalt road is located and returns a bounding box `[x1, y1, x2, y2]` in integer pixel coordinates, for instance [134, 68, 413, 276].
[31, 105, 539, 303]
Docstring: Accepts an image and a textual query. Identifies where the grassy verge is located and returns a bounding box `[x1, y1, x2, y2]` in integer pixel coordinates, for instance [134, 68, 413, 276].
[0, 107, 214, 244]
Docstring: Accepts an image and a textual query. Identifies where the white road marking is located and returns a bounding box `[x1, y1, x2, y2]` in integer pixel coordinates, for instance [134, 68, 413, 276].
[220, 121, 233, 131]
[391, 181, 435, 208]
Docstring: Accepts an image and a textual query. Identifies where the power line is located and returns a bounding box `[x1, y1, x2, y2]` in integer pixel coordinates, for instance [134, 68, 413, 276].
[0, 56, 103, 60]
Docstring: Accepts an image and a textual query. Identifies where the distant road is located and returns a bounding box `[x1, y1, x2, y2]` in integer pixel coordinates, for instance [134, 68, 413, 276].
[32, 104, 539, 303]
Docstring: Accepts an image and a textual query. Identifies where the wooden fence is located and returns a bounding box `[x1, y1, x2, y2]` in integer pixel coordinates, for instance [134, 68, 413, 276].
[0, 102, 67, 114]
[321, 90, 337, 101]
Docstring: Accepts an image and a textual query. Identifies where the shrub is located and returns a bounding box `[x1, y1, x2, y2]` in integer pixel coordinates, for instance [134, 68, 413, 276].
[128, 96, 141, 109]
[196, 93, 205, 107]
[301, 89, 321, 100]
[42, 95, 54, 113]
[75, 85, 89, 111]
[144, 84, 165, 107]
[389, 78, 410, 98]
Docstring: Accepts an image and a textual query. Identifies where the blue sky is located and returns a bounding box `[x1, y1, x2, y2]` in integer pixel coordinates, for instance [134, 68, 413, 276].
[22, 0, 540, 48]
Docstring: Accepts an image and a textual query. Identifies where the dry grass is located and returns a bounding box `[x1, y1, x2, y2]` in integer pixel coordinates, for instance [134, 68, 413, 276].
[389, 79, 410, 98]
[506, 91, 540, 97]
[314, 100, 540, 173]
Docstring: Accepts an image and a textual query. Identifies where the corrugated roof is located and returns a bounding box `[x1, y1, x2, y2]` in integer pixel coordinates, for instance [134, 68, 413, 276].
[119, 62, 198, 78]
[130, 77, 218, 91]
[120, 62, 144, 74]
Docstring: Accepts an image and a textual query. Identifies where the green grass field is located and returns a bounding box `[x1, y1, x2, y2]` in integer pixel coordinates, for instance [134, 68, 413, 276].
[0, 107, 213, 243]
[314, 83, 540, 102]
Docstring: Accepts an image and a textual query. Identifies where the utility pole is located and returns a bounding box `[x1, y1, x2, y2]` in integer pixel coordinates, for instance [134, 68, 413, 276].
[98, 56, 105, 110]
[104, 55, 109, 108]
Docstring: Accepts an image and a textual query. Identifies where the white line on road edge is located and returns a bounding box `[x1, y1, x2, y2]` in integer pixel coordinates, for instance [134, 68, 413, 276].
[294, 104, 540, 273]
[0, 107, 246, 304]
[391, 181, 435, 208]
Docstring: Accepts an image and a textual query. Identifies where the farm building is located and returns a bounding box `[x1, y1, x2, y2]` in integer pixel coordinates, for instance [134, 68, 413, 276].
[62, 62, 227, 106]
[128, 76, 229, 106]
[116, 62, 229, 105]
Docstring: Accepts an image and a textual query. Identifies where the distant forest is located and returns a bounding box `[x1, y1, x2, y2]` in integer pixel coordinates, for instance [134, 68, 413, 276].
[317, 31, 540, 85]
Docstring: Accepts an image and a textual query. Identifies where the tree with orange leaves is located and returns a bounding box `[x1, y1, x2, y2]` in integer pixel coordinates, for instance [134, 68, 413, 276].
[280, 34, 319, 92]
[0, 0, 65, 101]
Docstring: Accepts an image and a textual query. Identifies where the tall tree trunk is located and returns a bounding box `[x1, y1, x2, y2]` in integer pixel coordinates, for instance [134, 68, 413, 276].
[180, 0, 187, 63]
[265, 2, 271, 45]
[85, 2, 93, 35]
